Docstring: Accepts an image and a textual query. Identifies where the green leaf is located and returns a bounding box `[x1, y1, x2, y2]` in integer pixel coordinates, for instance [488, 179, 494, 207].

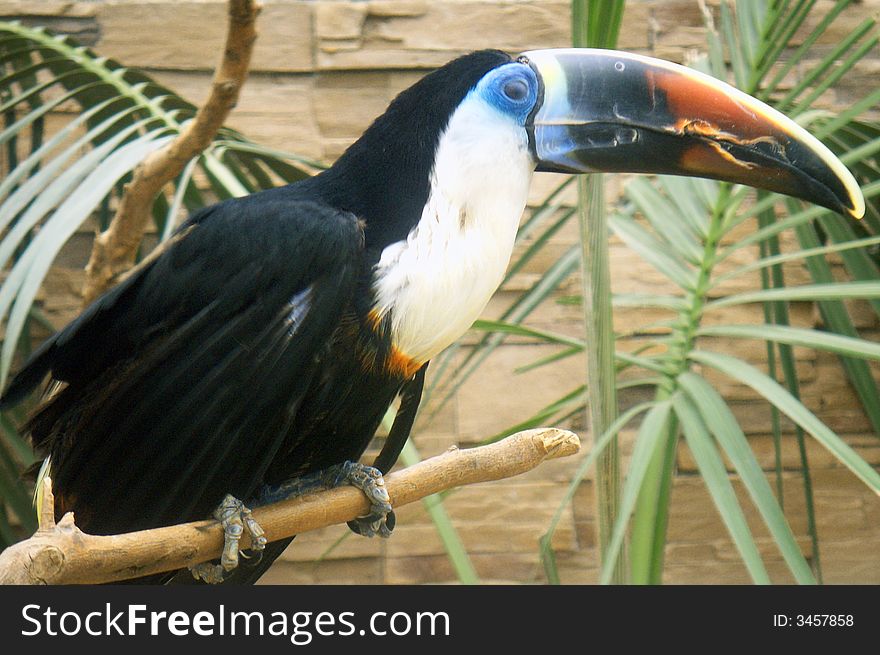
[719, 0, 748, 89]
[471, 319, 584, 349]
[758, 0, 848, 96]
[614, 350, 671, 375]
[201, 150, 249, 198]
[541, 400, 655, 583]
[697, 324, 880, 361]
[818, 93, 880, 156]
[161, 155, 200, 241]
[816, 214, 880, 317]
[213, 138, 324, 174]
[676, 371, 816, 584]
[0, 111, 155, 272]
[792, 215, 880, 438]
[712, 234, 880, 288]
[0, 94, 133, 209]
[608, 213, 696, 290]
[612, 294, 689, 311]
[705, 281, 880, 311]
[572, 0, 627, 581]
[0, 132, 174, 388]
[719, 179, 880, 258]
[781, 19, 877, 115]
[486, 387, 586, 445]
[689, 351, 880, 493]
[754, 195, 824, 582]
[515, 345, 582, 374]
[629, 397, 678, 584]
[578, 171, 626, 582]
[504, 208, 577, 287]
[600, 400, 672, 584]
[656, 175, 710, 239]
[698, 7, 726, 79]
[0, 436, 36, 533]
[625, 178, 703, 263]
[573, 0, 625, 49]
[400, 439, 479, 584]
[672, 392, 770, 584]
[734, 0, 759, 71]
[0, 81, 89, 149]
[0, 413, 35, 465]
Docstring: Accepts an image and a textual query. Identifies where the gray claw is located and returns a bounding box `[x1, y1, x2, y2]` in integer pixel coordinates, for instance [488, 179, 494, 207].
[257, 461, 396, 540]
[348, 509, 396, 538]
[342, 463, 394, 539]
[189, 561, 226, 584]
[188, 494, 267, 584]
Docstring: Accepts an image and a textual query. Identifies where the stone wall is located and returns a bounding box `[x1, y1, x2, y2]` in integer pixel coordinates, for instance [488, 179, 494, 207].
[1, 0, 878, 583]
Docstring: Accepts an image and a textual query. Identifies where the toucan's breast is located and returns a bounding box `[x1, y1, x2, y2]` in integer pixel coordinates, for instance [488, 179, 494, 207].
[370, 87, 536, 364]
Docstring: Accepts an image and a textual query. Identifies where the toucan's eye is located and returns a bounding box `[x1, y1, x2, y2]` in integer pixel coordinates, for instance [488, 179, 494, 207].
[476, 62, 537, 122]
[503, 79, 529, 101]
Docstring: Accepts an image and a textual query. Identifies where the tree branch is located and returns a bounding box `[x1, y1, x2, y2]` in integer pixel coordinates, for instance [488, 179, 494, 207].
[81, 0, 260, 306]
[0, 428, 579, 585]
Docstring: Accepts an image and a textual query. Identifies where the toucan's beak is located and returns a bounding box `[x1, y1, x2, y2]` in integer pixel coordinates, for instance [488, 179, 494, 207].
[522, 48, 865, 219]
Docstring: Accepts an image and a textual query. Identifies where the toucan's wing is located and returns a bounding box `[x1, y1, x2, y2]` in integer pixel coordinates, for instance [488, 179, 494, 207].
[189, 364, 429, 586]
[4, 191, 365, 535]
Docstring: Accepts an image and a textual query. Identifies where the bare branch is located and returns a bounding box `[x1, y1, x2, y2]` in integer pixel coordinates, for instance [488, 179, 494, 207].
[81, 0, 261, 306]
[0, 428, 580, 585]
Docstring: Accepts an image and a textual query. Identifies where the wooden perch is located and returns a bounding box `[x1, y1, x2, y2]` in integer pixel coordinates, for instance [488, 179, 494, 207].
[81, 0, 260, 306]
[0, 428, 579, 585]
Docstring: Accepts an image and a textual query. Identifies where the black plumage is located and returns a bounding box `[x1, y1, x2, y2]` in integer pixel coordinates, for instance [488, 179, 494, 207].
[1, 49, 512, 583]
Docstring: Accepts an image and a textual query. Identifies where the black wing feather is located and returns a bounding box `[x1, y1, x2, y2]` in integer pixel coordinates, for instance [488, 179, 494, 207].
[4, 193, 365, 537]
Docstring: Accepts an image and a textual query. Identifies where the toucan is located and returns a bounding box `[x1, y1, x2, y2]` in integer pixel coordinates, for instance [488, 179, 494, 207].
[0, 48, 864, 584]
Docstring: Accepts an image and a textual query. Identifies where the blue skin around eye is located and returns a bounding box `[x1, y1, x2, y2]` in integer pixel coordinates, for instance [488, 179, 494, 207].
[473, 63, 539, 125]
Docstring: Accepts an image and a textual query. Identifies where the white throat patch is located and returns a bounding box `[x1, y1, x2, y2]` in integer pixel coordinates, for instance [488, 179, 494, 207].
[371, 93, 535, 364]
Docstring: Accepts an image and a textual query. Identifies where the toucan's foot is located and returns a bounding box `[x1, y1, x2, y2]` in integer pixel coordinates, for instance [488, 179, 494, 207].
[347, 508, 396, 538]
[341, 463, 394, 538]
[189, 561, 226, 584]
[189, 494, 267, 584]
[259, 461, 394, 538]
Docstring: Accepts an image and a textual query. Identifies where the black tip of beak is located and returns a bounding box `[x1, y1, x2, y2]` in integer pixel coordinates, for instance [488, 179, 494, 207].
[716, 134, 861, 218]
